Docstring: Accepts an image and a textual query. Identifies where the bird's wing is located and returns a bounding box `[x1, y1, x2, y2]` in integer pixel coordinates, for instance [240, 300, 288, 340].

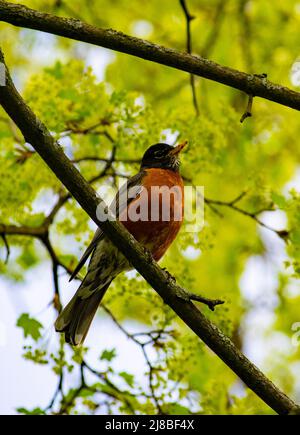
[69, 170, 145, 282]
[109, 171, 145, 219]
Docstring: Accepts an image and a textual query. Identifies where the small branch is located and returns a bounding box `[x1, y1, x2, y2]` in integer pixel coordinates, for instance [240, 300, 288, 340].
[45, 370, 64, 412]
[205, 192, 288, 240]
[52, 260, 61, 312]
[163, 268, 225, 311]
[174, 285, 224, 311]
[141, 344, 164, 414]
[111, 171, 131, 180]
[1, 233, 10, 264]
[187, 293, 225, 311]
[229, 191, 247, 205]
[40, 233, 62, 312]
[179, 0, 195, 52]
[82, 361, 136, 414]
[72, 156, 140, 165]
[61, 126, 115, 142]
[102, 305, 133, 341]
[240, 94, 253, 123]
[44, 191, 69, 227]
[179, 0, 199, 116]
[65, 120, 112, 134]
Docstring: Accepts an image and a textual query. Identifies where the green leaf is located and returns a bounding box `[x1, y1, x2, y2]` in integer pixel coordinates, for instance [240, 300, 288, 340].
[58, 89, 79, 102]
[0, 130, 12, 139]
[165, 403, 191, 415]
[79, 388, 95, 398]
[17, 407, 46, 415]
[45, 61, 64, 79]
[100, 348, 117, 362]
[271, 192, 286, 209]
[119, 371, 135, 388]
[16, 313, 43, 341]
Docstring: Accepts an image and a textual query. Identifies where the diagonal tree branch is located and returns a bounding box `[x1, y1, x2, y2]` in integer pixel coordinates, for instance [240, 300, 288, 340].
[1, 49, 299, 415]
[0, 1, 300, 112]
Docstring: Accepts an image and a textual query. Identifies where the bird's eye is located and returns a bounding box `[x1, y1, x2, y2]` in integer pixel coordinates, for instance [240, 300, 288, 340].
[154, 150, 166, 158]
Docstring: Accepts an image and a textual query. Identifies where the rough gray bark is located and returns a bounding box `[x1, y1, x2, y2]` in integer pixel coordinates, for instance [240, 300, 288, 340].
[1, 1, 300, 111]
[0, 47, 299, 415]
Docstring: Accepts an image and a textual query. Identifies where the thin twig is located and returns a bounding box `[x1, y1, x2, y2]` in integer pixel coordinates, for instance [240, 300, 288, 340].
[179, 0, 199, 116]
[205, 192, 289, 240]
[141, 344, 164, 414]
[1, 233, 10, 264]
[72, 156, 140, 165]
[82, 361, 136, 414]
[45, 370, 64, 411]
[40, 234, 62, 312]
[240, 94, 253, 123]
[187, 293, 225, 311]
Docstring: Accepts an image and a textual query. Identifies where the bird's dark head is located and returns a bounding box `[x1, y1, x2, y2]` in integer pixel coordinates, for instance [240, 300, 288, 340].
[141, 141, 187, 172]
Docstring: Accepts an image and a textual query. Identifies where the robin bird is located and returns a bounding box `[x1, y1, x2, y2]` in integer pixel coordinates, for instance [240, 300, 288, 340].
[55, 141, 187, 345]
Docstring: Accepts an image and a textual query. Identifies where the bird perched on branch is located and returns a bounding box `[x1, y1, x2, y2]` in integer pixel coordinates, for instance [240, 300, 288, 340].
[55, 141, 187, 345]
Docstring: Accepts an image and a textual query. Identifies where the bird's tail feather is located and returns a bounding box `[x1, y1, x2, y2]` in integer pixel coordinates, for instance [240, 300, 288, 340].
[55, 282, 110, 346]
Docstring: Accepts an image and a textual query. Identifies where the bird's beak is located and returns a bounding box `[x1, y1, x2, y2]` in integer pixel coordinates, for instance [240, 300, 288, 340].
[169, 140, 188, 156]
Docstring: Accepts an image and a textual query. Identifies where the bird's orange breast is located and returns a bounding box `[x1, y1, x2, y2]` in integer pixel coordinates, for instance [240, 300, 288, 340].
[120, 168, 184, 261]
